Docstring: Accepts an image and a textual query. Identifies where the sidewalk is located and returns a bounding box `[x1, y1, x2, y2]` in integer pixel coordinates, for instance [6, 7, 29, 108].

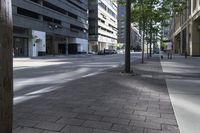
[13, 56, 179, 133]
[161, 55, 200, 133]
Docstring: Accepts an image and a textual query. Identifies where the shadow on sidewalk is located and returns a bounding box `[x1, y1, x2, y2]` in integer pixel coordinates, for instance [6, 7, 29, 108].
[13, 57, 180, 133]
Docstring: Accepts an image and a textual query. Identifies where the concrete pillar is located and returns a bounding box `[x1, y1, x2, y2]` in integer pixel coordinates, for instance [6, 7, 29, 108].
[174, 34, 180, 54]
[65, 37, 69, 55]
[191, 21, 200, 56]
[38, 0, 43, 21]
[0, 0, 13, 133]
[180, 30, 183, 54]
[186, 25, 191, 55]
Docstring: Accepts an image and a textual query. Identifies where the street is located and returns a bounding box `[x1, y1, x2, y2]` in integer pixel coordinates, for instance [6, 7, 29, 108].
[13, 53, 141, 105]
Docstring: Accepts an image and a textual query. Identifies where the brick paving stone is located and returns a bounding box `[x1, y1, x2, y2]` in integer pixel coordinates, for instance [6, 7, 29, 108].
[148, 104, 160, 109]
[76, 114, 102, 121]
[144, 128, 179, 133]
[56, 112, 78, 118]
[82, 120, 112, 130]
[162, 124, 180, 132]
[34, 122, 65, 131]
[134, 111, 161, 118]
[130, 121, 161, 130]
[13, 127, 43, 133]
[118, 108, 134, 114]
[14, 112, 38, 120]
[101, 116, 130, 125]
[56, 118, 85, 126]
[147, 108, 174, 114]
[118, 113, 146, 121]
[42, 131, 60, 133]
[92, 129, 121, 133]
[14, 119, 39, 127]
[72, 107, 95, 114]
[61, 125, 93, 133]
[89, 106, 110, 112]
[147, 106, 160, 110]
[146, 116, 177, 125]
[123, 105, 147, 111]
[161, 113, 176, 120]
[31, 115, 61, 122]
[94, 111, 119, 117]
[160, 106, 173, 111]
[112, 124, 144, 133]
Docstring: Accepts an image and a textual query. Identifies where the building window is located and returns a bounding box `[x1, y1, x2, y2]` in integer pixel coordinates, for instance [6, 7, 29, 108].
[43, 1, 67, 15]
[68, 12, 78, 19]
[193, 0, 197, 11]
[43, 16, 62, 25]
[17, 7, 39, 19]
[188, 0, 191, 16]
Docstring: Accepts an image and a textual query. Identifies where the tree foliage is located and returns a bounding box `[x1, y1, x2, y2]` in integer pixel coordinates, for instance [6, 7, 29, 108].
[130, 0, 187, 56]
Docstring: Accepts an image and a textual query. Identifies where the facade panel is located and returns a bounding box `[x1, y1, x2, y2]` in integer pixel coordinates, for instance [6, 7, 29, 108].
[171, 0, 200, 56]
[12, 0, 88, 57]
[88, 0, 118, 52]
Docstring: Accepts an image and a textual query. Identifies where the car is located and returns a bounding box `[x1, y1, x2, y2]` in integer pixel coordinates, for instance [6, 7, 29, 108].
[97, 49, 117, 55]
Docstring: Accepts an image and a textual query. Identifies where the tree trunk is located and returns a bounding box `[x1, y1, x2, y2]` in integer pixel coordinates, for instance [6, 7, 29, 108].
[149, 21, 152, 57]
[125, 0, 131, 72]
[0, 0, 13, 133]
[141, 0, 145, 64]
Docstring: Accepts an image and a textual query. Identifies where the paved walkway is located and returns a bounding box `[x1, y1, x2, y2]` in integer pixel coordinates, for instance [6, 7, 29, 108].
[13, 56, 179, 133]
[161, 55, 200, 133]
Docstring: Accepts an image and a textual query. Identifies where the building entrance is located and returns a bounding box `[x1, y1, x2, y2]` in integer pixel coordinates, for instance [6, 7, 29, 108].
[58, 43, 66, 54]
[13, 37, 28, 57]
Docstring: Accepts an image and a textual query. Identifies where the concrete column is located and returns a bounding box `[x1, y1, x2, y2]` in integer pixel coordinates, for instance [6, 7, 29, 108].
[0, 0, 13, 133]
[191, 21, 200, 56]
[38, 0, 43, 21]
[65, 37, 69, 55]
[186, 25, 191, 55]
[180, 31, 182, 54]
[52, 35, 57, 55]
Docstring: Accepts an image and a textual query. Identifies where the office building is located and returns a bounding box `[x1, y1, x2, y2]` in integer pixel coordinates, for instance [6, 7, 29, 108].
[88, 0, 118, 52]
[171, 0, 200, 56]
[117, 2, 141, 50]
[12, 0, 88, 57]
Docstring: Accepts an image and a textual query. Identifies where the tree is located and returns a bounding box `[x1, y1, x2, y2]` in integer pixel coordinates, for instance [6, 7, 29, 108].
[131, 0, 187, 63]
[125, 0, 131, 73]
[0, 0, 13, 133]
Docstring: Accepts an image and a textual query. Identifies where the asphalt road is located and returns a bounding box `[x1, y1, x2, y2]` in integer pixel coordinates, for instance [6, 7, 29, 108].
[13, 53, 141, 105]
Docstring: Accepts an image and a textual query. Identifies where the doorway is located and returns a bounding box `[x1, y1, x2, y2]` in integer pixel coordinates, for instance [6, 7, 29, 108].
[13, 37, 28, 57]
[58, 43, 66, 54]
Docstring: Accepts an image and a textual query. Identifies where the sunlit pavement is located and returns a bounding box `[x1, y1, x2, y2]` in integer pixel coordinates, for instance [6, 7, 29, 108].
[161, 55, 200, 133]
[13, 53, 141, 104]
[13, 53, 180, 133]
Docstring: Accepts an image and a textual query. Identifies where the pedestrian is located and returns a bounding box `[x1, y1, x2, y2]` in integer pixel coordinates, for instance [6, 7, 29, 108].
[167, 41, 173, 59]
[185, 50, 187, 59]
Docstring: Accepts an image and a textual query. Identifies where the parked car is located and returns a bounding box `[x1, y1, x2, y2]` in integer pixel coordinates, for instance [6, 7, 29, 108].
[97, 49, 117, 55]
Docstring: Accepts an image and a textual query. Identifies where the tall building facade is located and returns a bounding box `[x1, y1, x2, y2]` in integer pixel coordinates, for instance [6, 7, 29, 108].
[171, 0, 200, 56]
[12, 0, 88, 57]
[88, 0, 118, 52]
[118, 3, 126, 44]
[117, 2, 141, 50]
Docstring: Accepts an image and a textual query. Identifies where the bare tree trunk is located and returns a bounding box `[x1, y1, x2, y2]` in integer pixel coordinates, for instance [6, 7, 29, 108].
[125, 0, 131, 72]
[0, 0, 13, 133]
[141, 0, 145, 64]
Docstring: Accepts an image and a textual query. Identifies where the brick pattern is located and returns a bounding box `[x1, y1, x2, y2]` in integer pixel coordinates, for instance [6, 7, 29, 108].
[13, 57, 180, 133]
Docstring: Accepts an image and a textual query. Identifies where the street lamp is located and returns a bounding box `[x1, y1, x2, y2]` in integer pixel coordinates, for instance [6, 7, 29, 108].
[48, 23, 58, 56]
[125, 0, 131, 73]
[0, 0, 13, 133]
